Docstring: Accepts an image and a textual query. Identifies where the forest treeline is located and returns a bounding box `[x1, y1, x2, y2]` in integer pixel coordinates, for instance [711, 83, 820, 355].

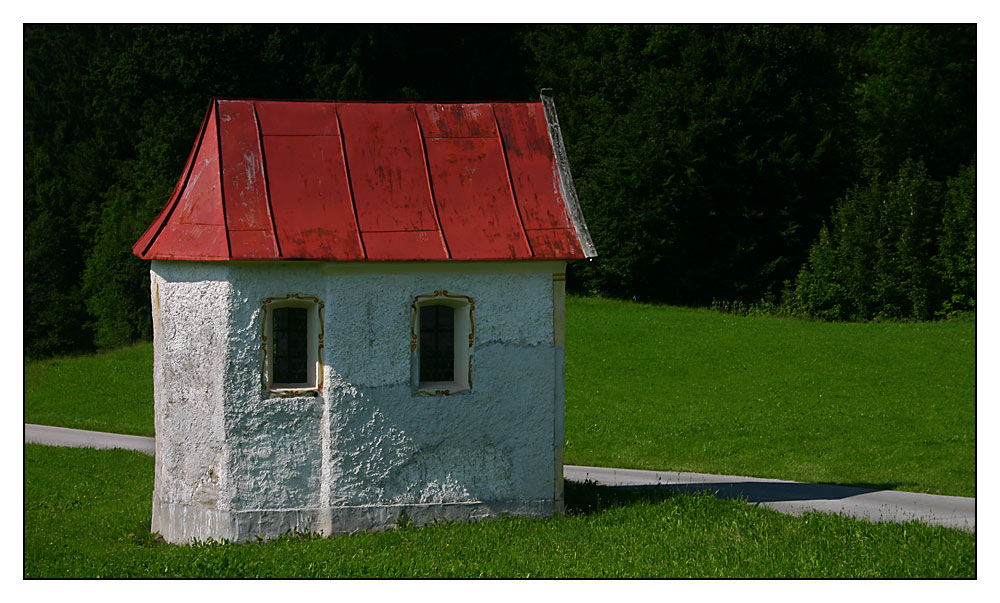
[24, 24, 975, 358]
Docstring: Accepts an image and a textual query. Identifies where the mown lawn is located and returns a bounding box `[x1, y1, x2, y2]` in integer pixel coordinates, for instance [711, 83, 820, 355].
[23, 297, 975, 496]
[23, 444, 975, 578]
[24, 343, 153, 437]
[565, 298, 975, 497]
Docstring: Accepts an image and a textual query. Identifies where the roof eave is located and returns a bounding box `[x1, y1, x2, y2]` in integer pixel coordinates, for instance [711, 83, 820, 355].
[133, 99, 219, 260]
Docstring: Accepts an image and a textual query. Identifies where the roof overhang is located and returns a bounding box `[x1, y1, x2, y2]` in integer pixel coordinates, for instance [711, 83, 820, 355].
[134, 93, 596, 262]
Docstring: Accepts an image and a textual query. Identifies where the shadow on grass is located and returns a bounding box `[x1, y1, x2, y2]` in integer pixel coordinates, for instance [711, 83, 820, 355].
[564, 480, 682, 516]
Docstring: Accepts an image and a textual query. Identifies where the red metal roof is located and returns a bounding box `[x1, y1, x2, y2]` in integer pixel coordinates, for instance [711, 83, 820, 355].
[133, 95, 596, 262]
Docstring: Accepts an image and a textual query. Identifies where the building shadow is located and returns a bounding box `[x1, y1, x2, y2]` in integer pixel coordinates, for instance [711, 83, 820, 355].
[564, 478, 900, 516]
[644, 480, 894, 503]
[564, 479, 677, 516]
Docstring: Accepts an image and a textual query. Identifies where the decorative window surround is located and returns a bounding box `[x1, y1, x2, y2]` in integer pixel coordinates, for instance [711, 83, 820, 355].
[261, 294, 324, 397]
[411, 290, 474, 395]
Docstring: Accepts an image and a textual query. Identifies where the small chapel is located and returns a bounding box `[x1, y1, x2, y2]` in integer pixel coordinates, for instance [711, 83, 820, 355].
[133, 92, 596, 543]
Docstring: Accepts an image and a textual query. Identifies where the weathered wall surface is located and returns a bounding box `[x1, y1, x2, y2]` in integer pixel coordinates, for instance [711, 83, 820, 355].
[149, 262, 233, 542]
[150, 260, 565, 543]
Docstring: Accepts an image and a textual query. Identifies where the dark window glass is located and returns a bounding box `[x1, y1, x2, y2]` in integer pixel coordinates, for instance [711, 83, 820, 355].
[420, 305, 454, 382]
[273, 307, 308, 384]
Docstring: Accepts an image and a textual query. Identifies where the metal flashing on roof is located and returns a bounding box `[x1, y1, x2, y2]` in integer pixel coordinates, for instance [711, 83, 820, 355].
[133, 95, 596, 262]
[540, 90, 597, 259]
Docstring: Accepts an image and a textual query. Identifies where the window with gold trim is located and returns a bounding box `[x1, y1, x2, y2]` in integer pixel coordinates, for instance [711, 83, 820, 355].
[412, 291, 474, 395]
[262, 294, 324, 396]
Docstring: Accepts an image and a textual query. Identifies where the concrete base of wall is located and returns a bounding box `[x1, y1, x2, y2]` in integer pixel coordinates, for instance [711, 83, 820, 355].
[152, 493, 563, 544]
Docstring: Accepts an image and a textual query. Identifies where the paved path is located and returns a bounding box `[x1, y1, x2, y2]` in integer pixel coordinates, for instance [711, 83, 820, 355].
[25, 424, 156, 455]
[25, 424, 975, 532]
[564, 465, 975, 532]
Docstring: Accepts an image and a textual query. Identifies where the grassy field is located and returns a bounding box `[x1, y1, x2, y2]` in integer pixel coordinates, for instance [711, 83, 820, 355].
[23, 297, 975, 496]
[23, 444, 975, 578]
[565, 298, 975, 497]
[24, 342, 154, 437]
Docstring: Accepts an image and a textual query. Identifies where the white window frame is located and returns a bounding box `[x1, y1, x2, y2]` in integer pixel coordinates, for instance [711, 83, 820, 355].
[262, 294, 324, 397]
[411, 290, 474, 396]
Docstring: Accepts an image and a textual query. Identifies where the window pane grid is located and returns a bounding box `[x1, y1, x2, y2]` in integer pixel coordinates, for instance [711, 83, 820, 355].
[273, 307, 308, 384]
[420, 305, 454, 382]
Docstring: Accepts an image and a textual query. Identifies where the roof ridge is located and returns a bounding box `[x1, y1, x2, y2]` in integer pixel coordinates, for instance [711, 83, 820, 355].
[213, 97, 543, 105]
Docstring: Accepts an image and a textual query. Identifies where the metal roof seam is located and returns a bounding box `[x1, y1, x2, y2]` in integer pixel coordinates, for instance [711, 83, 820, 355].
[492, 108, 534, 258]
[411, 105, 452, 259]
[214, 98, 234, 259]
[358, 229, 442, 233]
[252, 101, 283, 259]
[153, 254, 231, 261]
[334, 108, 368, 260]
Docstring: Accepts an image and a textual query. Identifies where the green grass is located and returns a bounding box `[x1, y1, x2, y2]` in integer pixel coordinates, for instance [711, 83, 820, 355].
[23, 444, 974, 578]
[24, 343, 154, 437]
[565, 297, 975, 497]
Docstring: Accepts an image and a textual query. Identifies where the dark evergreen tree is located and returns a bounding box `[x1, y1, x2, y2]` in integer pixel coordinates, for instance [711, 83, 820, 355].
[24, 25, 117, 357]
[934, 161, 976, 316]
[525, 25, 858, 304]
[851, 25, 976, 181]
[788, 159, 975, 321]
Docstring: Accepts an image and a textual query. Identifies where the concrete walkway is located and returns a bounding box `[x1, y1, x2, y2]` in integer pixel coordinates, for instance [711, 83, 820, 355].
[564, 465, 975, 532]
[25, 424, 975, 532]
[25, 423, 157, 455]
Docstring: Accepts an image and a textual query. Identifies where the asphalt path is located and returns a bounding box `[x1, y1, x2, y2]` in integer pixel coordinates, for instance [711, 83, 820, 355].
[25, 423, 156, 455]
[25, 423, 975, 532]
[564, 465, 975, 532]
